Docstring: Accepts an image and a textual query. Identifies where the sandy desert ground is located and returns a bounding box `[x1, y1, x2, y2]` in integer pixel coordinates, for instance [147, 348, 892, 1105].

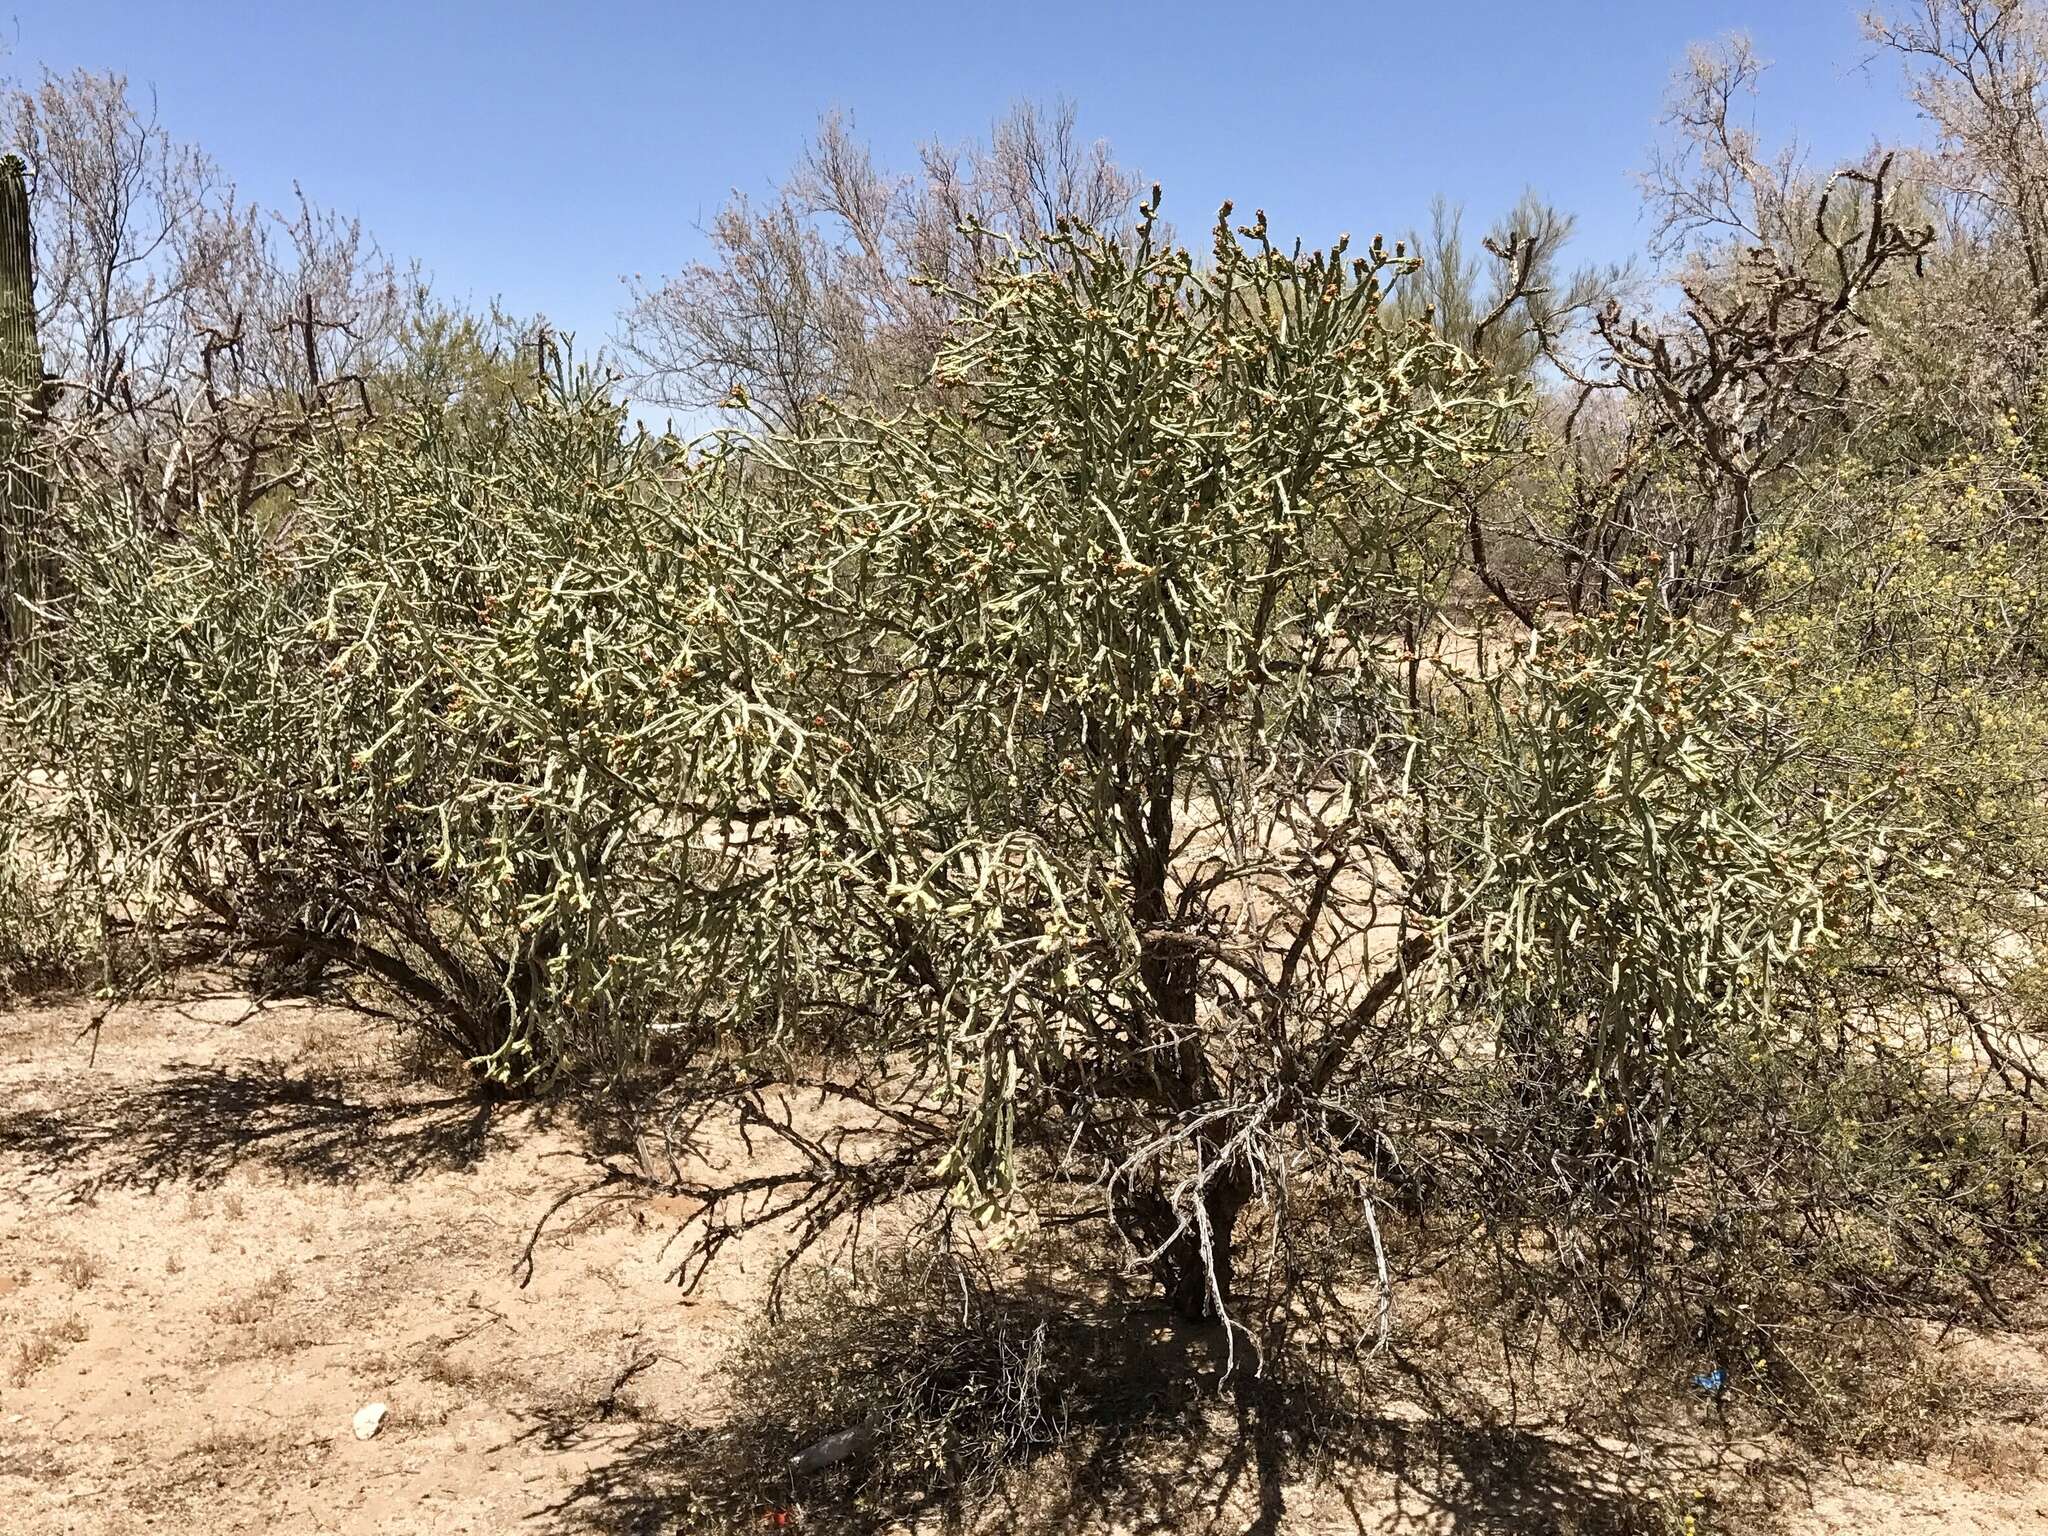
[6, 980, 2048, 1534]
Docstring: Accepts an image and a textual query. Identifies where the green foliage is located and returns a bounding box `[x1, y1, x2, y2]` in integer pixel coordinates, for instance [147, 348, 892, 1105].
[564, 207, 1543, 1281]
[22, 205, 1915, 1352]
[472, 206, 1894, 1347]
[374, 294, 548, 423]
[21, 358, 685, 1081]
[9, 10, 2048, 1504]
[1756, 395, 2048, 1107]
[1465, 592, 1889, 1127]
[0, 831, 96, 996]
[17, 163, 2046, 1500]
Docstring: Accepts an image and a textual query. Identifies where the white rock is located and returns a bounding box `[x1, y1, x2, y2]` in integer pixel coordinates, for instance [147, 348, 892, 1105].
[788, 1421, 877, 1473]
[352, 1402, 388, 1441]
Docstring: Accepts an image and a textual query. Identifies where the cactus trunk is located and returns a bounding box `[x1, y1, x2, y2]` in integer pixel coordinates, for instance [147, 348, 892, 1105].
[0, 152, 45, 661]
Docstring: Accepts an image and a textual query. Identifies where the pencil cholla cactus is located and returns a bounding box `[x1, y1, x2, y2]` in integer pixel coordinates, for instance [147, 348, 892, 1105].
[26, 188, 1913, 1357]
[490, 199, 1891, 1332]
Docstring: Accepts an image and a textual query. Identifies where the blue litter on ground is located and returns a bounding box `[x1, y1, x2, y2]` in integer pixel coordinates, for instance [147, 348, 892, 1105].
[1692, 1368, 1725, 1392]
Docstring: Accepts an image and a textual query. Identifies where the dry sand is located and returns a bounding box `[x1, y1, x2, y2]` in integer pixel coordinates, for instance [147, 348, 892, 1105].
[5, 983, 2048, 1533]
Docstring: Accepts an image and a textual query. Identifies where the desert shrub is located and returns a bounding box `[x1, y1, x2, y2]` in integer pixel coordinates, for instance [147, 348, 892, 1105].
[1376, 377, 2048, 1426]
[1750, 402, 2048, 1299]
[539, 202, 1926, 1383]
[15, 357, 697, 1084]
[0, 724, 97, 993]
[0, 823, 96, 994]
[5, 18, 2048, 1517]
[17, 182, 2038, 1462]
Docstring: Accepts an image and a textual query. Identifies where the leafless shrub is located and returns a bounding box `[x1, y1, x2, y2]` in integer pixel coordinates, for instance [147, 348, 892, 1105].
[688, 1256, 1064, 1527]
[619, 99, 1142, 433]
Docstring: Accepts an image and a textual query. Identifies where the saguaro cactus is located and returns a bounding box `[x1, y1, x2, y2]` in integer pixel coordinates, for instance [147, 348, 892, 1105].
[0, 152, 45, 658]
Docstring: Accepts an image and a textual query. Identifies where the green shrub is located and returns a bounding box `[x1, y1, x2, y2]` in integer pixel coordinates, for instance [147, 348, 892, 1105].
[597, 206, 1912, 1352]
[19, 355, 688, 1083]
[21, 196, 2036, 1434]
[0, 835, 95, 994]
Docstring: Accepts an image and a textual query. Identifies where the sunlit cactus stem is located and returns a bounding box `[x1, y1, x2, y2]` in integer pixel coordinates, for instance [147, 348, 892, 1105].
[0, 151, 47, 660]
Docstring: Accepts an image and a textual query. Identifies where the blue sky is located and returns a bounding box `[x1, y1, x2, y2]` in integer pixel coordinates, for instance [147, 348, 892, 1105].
[6, 2, 1927, 361]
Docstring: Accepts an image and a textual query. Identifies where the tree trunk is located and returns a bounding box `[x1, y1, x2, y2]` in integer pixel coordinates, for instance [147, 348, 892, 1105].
[1125, 1171, 1252, 1324]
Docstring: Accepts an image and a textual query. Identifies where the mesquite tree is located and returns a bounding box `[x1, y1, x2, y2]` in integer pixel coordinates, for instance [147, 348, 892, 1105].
[620, 100, 1144, 434]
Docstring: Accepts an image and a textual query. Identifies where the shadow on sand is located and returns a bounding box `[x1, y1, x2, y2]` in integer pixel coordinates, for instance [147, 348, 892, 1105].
[0, 1058, 498, 1189]
[520, 1304, 1764, 1536]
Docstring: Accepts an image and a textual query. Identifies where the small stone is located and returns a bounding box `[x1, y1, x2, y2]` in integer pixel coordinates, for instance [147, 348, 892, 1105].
[352, 1403, 388, 1440]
